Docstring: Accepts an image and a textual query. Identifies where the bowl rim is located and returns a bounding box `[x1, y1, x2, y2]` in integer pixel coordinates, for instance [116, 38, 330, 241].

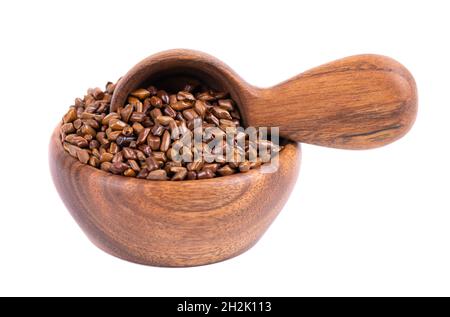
[51, 125, 300, 185]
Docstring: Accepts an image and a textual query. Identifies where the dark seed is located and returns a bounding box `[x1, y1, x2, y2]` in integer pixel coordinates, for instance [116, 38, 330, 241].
[197, 169, 215, 179]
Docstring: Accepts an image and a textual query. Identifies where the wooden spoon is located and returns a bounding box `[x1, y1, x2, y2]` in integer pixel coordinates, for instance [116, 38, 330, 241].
[111, 49, 417, 149]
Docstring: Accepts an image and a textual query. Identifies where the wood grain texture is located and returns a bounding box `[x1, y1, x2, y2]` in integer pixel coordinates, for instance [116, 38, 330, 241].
[49, 126, 301, 267]
[111, 50, 417, 150]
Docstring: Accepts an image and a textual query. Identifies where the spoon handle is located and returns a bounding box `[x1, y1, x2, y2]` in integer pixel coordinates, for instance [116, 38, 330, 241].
[247, 55, 417, 149]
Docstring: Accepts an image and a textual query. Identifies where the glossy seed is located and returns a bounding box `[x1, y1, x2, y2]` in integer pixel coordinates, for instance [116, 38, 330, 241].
[197, 169, 215, 179]
[146, 169, 168, 181]
[160, 130, 171, 152]
[131, 88, 151, 100]
[150, 96, 163, 108]
[147, 135, 161, 150]
[63, 108, 77, 123]
[145, 156, 159, 172]
[212, 106, 233, 120]
[217, 165, 235, 176]
[120, 104, 134, 122]
[76, 149, 90, 164]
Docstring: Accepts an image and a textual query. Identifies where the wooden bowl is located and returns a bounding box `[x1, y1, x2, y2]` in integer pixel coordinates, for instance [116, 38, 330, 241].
[49, 127, 301, 267]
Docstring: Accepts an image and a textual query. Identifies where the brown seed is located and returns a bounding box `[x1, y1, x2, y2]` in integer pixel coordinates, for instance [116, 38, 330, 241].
[196, 92, 214, 101]
[213, 91, 228, 99]
[81, 124, 96, 137]
[128, 160, 141, 172]
[76, 149, 90, 164]
[107, 130, 122, 141]
[183, 83, 196, 93]
[164, 106, 177, 118]
[91, 148, 100, 159]
[63, 142, 78, 157]
[84, 134, 93, 142]
[150, 108, 162, 120]
[130, 112, 146, 123]
[110, 161, 128, 174]
[109, 119, 128, 131]
[65, 134, 88, 148]
[169, 94, 178, 105]
[73, 119, 83, 130]
[92, 87, 104, 100]
[171, 100, 192, 111]
[239, 161, 251, 173]
[89, 139, 100, 149]
[182, 109, 199, 121]
[123, 168, 136, 177]
[122, 126, 134, 136]
[194, 100, 207, 118]
[89, 156, 100, 167]
[141, 117, 153, 128]
[131, 88, 151, 100]
[136, 128, 150, 144]
[197, 169, 215, 179]
[217, 165, 235, 176]
[187, 161, 204, 171]
[138, 144, 152, 157]
[74, 97, 84, 107]
[150, 96, 162, 108]
[218, 99, 234, 111]
[123, 147, 137, 160]
[212, 106, 232, 120]
[100, 161, 112, 172]
[160, 130, 171, 152]
[136, 168, 150, 179]
[116, 135, 135, 147]
[106, 82, 115, 94]
[145, 157, 159, 172]
[205, 113, 220, 126]
[151, 124, 164, 136]
[219, 119, 236, 129]
[109, 142, 119, 154]
[147, 85, 157, 95]
[147, 135, 161, 150]
[186, 171, 197, 180]
[132, 122, 144, 135]
[127, 96, 141, 107]
[203, 163, 220, 173]
[249, 157, 262, 169]
[146, 169, 168, 181]
[135, 149, 146, 161]
[230, 111, 241, 120]
[157, 90, 170, 104]
[100, 152, 114, 163]
[63, 108, 77, 123]
[156, 116, 173, 126]
[112, 152, 124, 163]
[96, 132, 109, 145]
[120, 104, 134, 122]
[80, 112, 96, 120]
[84, 118, 99, 129]
[102, 112, 120, 125]
[152, 151, 167, 163]
[177, 91, 195, 101]
[143, 98, 152, 113]
[171, 169, 187, 181]
[61, 123, 75, 134]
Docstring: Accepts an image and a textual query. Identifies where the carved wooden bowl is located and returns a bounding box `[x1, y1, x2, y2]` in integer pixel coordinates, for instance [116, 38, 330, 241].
[49, 49, 416, 266]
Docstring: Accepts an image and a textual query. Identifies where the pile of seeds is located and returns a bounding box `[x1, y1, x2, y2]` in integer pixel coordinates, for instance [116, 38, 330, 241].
[60, 81, 281, 180]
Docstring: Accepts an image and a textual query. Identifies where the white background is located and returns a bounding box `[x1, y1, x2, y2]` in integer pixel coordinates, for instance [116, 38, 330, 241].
[1, 0, 449, 296]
